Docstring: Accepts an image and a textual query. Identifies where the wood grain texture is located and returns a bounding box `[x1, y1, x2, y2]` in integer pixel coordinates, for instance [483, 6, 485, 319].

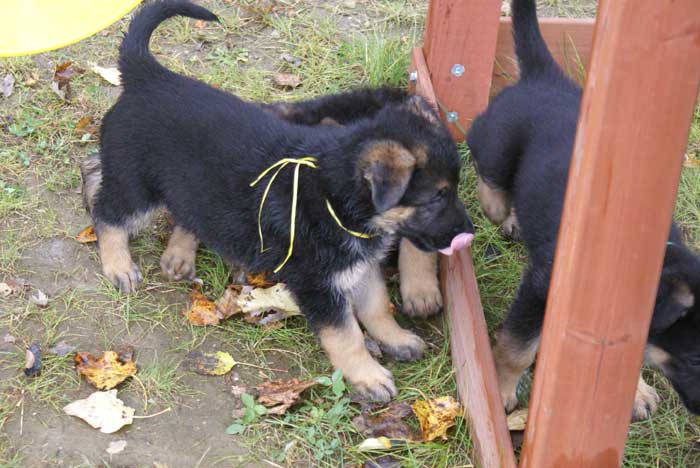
[520, 1, 700, 467]
[408, 47, 438, 113]
[441, 250, 517, 468]
[422, 0, 502, 138]
[493, 17, 595, 93]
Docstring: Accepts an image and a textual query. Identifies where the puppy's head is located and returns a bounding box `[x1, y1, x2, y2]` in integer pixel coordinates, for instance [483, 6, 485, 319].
[647, 244, 700, 414]
[358, 96, 474, 253]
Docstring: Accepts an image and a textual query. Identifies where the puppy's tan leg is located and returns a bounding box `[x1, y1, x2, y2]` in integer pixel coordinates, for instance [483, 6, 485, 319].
[477, 176, 511, 225]
[493, 328, 539, 412]
[97, 224, 142, 293]
[354, 264, 426, 361]
[631, 374, 661, 421]
[399, 238, 442, 318]
[319, 315, 397, 402]
[160, 226, 198, 281]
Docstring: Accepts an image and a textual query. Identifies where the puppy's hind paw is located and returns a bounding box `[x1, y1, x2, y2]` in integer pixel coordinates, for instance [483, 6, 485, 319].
[631, 377, 661, 421]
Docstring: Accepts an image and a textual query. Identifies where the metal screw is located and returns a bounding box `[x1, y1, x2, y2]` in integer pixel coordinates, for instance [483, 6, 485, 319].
[450, 63, 465, 77]
[409, 71, 418, 82]
[446, 111, 459, 122]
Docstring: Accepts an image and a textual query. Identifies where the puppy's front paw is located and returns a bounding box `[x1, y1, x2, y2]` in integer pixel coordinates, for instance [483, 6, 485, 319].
[501, 210, 521, 241]
[632, 378, 661, 421]
[160, 247, 196, 281]
[380, 331, 426, 362]
[104, 261, 142, 293]
[346, 360, 397, 403]
[501, 388, 519, 414]
[401, 279, 443, 318]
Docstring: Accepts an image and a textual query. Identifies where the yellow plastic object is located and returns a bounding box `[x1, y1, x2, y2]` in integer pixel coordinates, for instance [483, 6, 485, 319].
[0, 0, 143, 57]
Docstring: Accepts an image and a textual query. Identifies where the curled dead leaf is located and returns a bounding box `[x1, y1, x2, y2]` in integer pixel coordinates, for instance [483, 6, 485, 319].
[272, 73, 302, 89]
[76, 225, 98, 243]
[184, 282, 224, 326]
[64, 390, 134, 434]
[24, 343, 41, 377]
[0, 277, 31, 296]
[246, 271, 276, 288]
[51, 61, 83, 100]
[90, 64, 121, 86]
[411, 396, 463, 441]
[183, 350, 235, 376]
[352, 401, 418, 440]
[75, 350, 137, 390]
[75, 116, 99, 137]
[29, 289, 49, 308]
[254, 379, 316, 415]
[2, 73, 15, 98]
[214, 284, 243, 319]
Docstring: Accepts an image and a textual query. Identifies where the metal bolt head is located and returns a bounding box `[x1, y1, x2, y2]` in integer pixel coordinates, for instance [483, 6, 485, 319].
[446, 111, 459, 122]
[450, 63, 465, 77]
[409, 71, 418, 82]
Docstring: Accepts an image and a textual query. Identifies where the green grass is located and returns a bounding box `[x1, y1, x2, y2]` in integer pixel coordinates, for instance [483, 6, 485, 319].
[0, 0, 699, 466]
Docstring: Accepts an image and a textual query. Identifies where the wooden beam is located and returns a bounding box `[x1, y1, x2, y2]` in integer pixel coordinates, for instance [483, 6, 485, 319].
[492, 17, 595, 93]
[520, 1, 700, 467]
[411, 45, 516, 467]
[422, 0, 503, 139]
[441, 250, 517, 468]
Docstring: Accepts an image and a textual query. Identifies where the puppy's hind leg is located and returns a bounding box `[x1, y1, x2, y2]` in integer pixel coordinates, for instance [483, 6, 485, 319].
[354, 263, 426, 361]
[399, 239, 442, 318]
[160, 226, 199, 281]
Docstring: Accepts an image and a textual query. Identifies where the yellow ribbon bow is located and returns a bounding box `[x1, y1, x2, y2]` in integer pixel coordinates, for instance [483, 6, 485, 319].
[250, 157, 376, 273]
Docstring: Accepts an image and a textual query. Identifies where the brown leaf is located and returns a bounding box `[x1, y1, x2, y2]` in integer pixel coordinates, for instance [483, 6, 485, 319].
[272, 73, 302, 89]
[63, 390, 134, 434]
[194, 19, 207, 29]
[246, 271, 276, 288]
[254, 379, 317, 415]
[353, 401, 419, 440]
[0, 277, 31, 296]
[75, 350, 138, 390]
[184, 282, 224, 326]
[684, 152, 700, 168]
[75, 117, 99, 136]
[75, 225, 98, 243]
[214, 284, 243, 319]
[52, 61, 78, 100]
[411, 396, 463, 441]
[23, 72, 39, 87]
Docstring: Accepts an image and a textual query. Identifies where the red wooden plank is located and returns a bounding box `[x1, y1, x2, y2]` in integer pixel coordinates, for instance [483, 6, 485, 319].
[441, 250, 517, 468]
[408, 47, 438, 113]
[493, 17, 595, 93]
[422, 0, 503, 139]
[520, 1, 700, 467]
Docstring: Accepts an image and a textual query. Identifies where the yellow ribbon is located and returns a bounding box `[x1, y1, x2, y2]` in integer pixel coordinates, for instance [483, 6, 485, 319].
[250, 157, 376, 272]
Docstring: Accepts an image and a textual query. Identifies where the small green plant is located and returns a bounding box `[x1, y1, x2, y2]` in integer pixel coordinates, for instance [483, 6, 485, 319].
[225, 393, 267, 435]
[315, 369, 346, 398]
[8, 116, 41, 137]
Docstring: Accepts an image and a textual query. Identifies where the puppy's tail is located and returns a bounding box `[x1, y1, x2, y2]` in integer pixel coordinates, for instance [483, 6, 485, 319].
[119, 1, 218, 84]
[511, 0, 562, 81]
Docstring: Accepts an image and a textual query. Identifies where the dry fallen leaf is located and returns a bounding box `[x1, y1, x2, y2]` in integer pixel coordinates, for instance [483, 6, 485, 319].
[90, 63, 121, 86]
[411, 396, 463, 441]
[2, 73, 15, 98]
[24, 343, 41, 377]
[194, 19, 207, 29]
[0, 277, 31, 296]
[684, 152, 700, 168]
[254, 379, 317, 415]
[29, 289, 49, 308]
[215, 284, 243, 319]
[49, 340, 76, 357]
[357, 437, 408, 451]
[23, 72, 39, 87]
[184, 283, 224, 326]
[353, 401, 418, 440]
[75, 117, 99, 137]
[106, 439, 127, 455]
[246, 271, 276, 288]
[64, 390, 134, 434]
[75, 350, 137, 390]
[506, 407, 529, 432]
[272, 73, 302, 89]
[76, 225, 98, 243]
[184, 350, 235, 376]
[52, 61, 83, 100]
[238, 283, 301, 324]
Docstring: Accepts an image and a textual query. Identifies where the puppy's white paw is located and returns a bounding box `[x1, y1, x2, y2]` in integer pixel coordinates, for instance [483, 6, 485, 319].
[631, 377, 661, 421]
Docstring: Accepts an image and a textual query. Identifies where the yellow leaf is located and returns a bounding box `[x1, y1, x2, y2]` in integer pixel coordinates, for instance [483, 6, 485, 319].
[75, 225, 97, 243]
[75, 350, 137, 390]
[246, 271, 276, 288]
[64, 390, 134, 434]
[184, 283, 223, 326]
[184, 351, 235, 376]
[411, 396, 463, 441]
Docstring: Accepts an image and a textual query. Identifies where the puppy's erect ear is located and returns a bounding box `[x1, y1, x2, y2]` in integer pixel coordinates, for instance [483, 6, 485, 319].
[361, 141, 416, 213]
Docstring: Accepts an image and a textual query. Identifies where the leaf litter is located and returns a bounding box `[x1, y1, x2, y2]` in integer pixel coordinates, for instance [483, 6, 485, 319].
[253, 379, 317, 415]
[411, 396, 463, 441]
[24, 343, 41, 377]
[183, 350, 235, 376]
[51, 61, 83, 100]
[75, 348, 137, 390]
[64, 390, 134, 434]
[1, 73, 15, 98]
[75, 225, 98, 243]
[89, 63, 121, 86]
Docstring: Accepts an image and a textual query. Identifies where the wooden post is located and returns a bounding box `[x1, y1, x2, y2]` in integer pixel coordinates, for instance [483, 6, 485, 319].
[520, 1, 700, 467]
[422, 0, 502, 138]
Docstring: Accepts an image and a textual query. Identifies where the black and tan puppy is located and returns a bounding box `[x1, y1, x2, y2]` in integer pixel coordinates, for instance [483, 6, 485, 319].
[83, 0, 473, 401]
[468, 0, 700, 420]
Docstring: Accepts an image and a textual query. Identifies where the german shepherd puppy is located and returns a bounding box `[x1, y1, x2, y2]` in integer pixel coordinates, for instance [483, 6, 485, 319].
[82, 0, 473, 401]
[467, 0, 700, 420]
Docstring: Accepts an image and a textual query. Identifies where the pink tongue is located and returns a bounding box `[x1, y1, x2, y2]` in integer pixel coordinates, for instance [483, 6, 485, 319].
[439, 233, 474, 256]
